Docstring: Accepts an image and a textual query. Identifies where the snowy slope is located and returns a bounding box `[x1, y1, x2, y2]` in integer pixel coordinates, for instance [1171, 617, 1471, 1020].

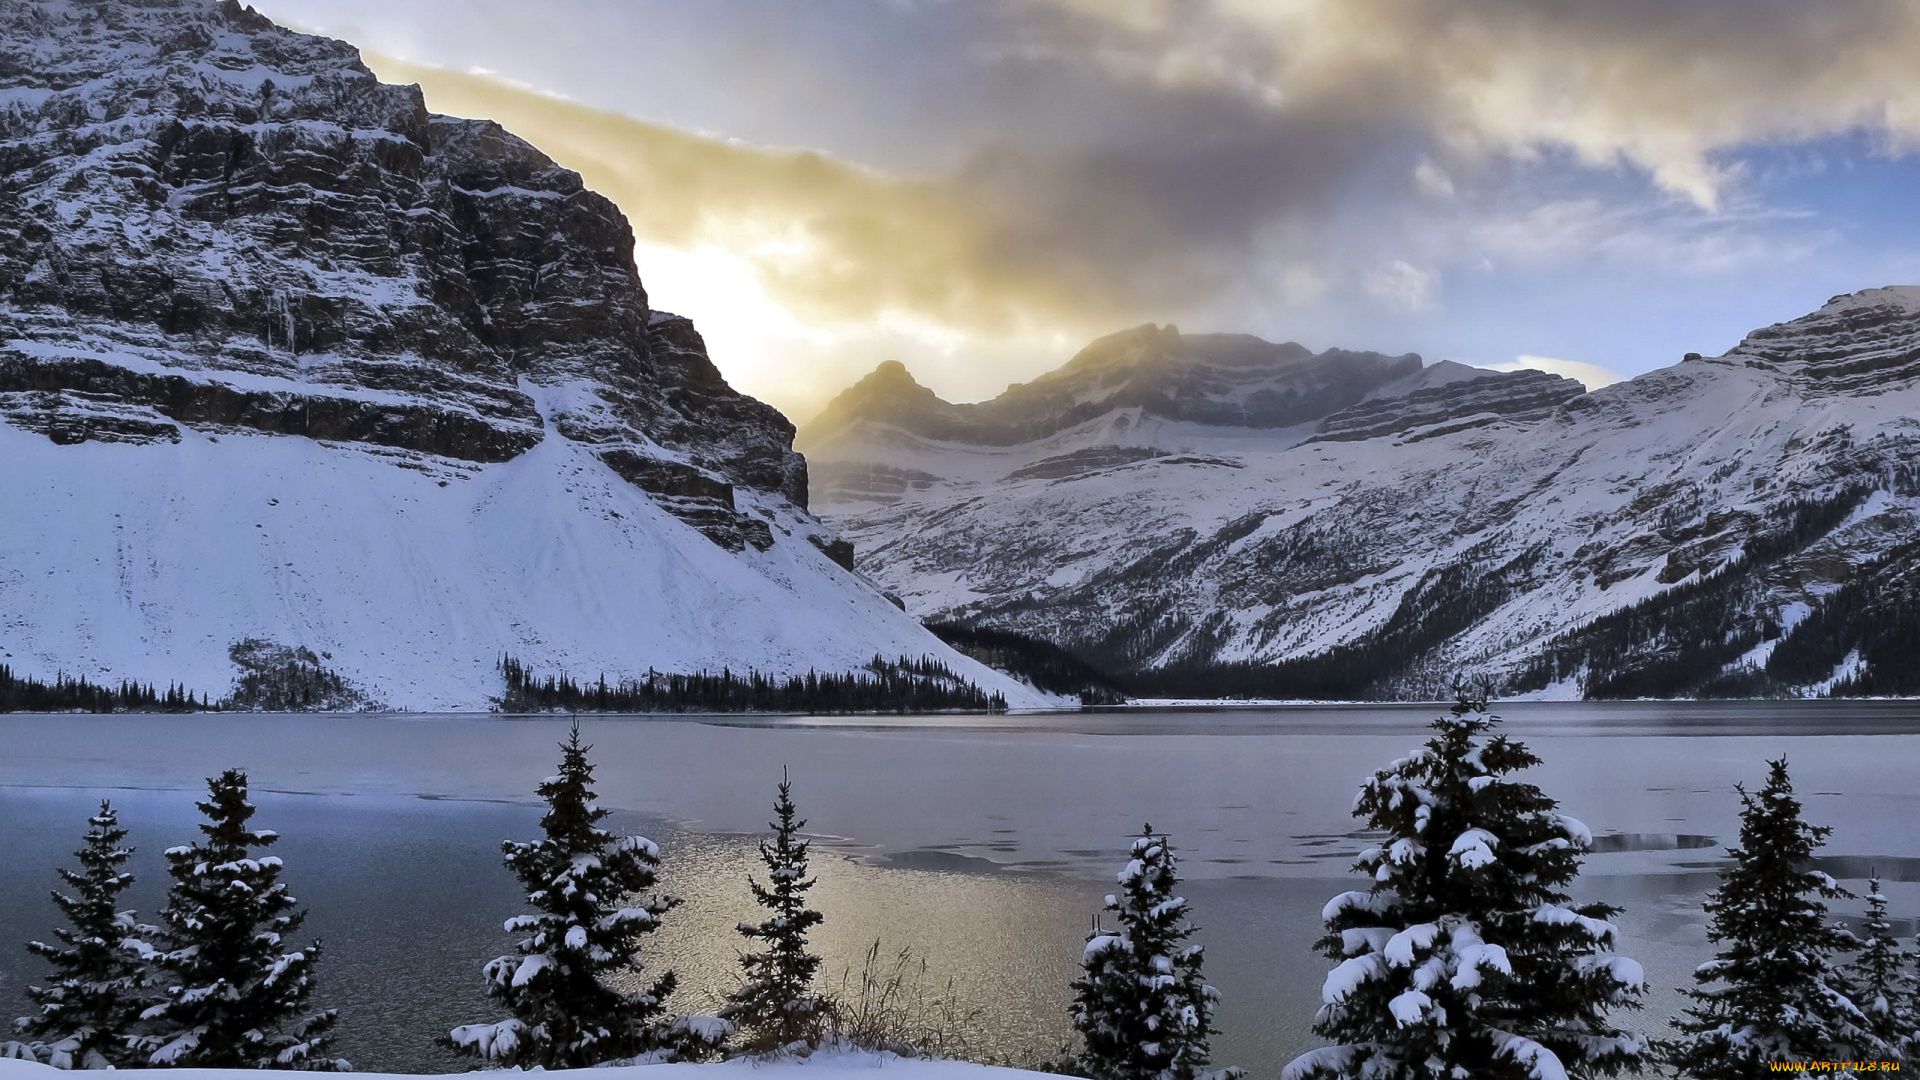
[0, 415, 1045, 711]
[801, 296, 1920, 699]
[0, 0, 1046, 709]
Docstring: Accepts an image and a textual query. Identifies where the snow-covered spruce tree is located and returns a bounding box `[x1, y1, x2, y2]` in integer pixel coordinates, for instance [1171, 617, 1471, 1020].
[1848, 877, 1912, 1059]
[1908, 935, 1920, 1061]
[720, 770, 827, 1055]
[1667, 757, 1889, 1077]
[140, 770, 345, 1070]
[12, 801, 150, 1069]
[449, 724, 709, 1067]
[1070, 825, 1241, 1080]
[1283, 685, 1648, 1080]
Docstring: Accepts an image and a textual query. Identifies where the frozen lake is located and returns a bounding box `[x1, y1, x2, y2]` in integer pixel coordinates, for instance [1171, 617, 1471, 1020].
[1, 701, 1916, 1075]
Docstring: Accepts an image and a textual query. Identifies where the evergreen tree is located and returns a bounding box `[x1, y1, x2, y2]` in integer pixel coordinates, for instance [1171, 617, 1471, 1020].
[140, 770, 345, 1070]
[448, 724, 689, 1067]
[13, 802, 150, 1069]
[1284, 686, 1648, 1080]
[720, 770, 827, 1054]
[1847, 877, 1911, 1060]
[1070, 825, 1240, 1080]
[1907, 936, 1920, 1061]
[1666, 757, 1890, 1077]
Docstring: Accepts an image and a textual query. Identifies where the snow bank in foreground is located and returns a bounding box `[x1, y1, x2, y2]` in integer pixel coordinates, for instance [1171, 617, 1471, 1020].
[0, 1050, 1045, 1080]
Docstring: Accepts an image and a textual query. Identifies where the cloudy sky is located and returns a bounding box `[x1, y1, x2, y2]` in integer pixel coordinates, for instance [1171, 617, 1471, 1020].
[256, 0, 1920, 423]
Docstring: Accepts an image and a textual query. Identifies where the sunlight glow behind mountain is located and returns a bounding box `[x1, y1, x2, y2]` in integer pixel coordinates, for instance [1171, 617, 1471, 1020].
[254, 1, 1920, 421]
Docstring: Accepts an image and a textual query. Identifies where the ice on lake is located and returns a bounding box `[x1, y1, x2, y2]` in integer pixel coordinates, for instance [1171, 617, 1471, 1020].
[0, 701, 1915, 1075]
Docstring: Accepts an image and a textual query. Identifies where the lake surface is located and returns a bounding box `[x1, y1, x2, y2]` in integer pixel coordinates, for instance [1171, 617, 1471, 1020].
[0, 701, 1915, 1076]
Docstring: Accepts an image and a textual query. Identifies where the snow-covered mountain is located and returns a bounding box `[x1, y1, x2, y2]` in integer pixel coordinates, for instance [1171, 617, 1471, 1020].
[0, 0, 1044, 709]
[800, 302, 1920, 699]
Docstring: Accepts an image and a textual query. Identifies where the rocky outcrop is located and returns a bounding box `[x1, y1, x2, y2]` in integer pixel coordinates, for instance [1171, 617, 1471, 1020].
[1307, 367, 1584, 443]
[1005, 446, 1177, 482]
[0, 0, 803, 546]
[808, 460, 945, 506]
[1723, 286, 1920, 394]
[0, 351, 539, 458]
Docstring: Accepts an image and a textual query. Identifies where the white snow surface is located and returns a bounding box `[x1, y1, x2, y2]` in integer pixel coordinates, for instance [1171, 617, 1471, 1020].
[0, 1051, 1047, 1080]
[0, 419, 1049, 711]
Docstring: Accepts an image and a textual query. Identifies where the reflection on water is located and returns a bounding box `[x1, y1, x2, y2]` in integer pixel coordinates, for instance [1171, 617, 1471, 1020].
[650, 831, 1084, 1061]
[0, 789, 1088, 1073]
[0, 703, 1914, 1077]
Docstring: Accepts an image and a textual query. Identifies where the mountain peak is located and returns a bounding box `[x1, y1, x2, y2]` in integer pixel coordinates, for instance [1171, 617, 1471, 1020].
[1818, 286, 1920, 314]
[1058, 323, 1184, 372]
[1729, 284, 1920, 393]
[1049, 324, 1322, 383]
[797, 361, 962, 451]
[799, 327, 1424, 454]
[841, 360, 943, 405]
[866, 359, 926, 387]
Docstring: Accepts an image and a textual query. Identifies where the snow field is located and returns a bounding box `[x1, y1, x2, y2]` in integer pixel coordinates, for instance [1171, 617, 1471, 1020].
[0, 422, 1050, 711]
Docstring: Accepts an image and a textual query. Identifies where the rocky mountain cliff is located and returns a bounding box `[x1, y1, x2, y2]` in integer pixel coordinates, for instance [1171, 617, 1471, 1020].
[0, 0, 1042, 709]
[801, 299, 1920, 699]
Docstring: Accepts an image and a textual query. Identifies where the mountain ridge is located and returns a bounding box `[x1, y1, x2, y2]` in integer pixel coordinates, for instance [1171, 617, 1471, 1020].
[799, 324, 1425, 450]
[800, 295, 1920, 699]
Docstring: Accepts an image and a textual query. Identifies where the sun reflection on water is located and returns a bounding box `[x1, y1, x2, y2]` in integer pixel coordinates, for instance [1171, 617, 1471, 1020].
[638, 826, 1085, 1064]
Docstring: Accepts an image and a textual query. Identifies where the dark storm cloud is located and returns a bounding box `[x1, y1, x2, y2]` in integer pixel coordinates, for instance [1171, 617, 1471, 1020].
[1041, 0, 1920, 205]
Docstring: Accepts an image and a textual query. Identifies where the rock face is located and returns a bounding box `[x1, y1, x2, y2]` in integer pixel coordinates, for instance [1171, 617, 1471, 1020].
[801, 296, 1920, 699]
[0, 0, 802, 547]
[1307, 362, 1583, 444]
[0, 0, 1040, 708]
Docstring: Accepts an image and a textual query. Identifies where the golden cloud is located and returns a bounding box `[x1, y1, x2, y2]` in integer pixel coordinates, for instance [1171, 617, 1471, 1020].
[366, 56, 1131, 340]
